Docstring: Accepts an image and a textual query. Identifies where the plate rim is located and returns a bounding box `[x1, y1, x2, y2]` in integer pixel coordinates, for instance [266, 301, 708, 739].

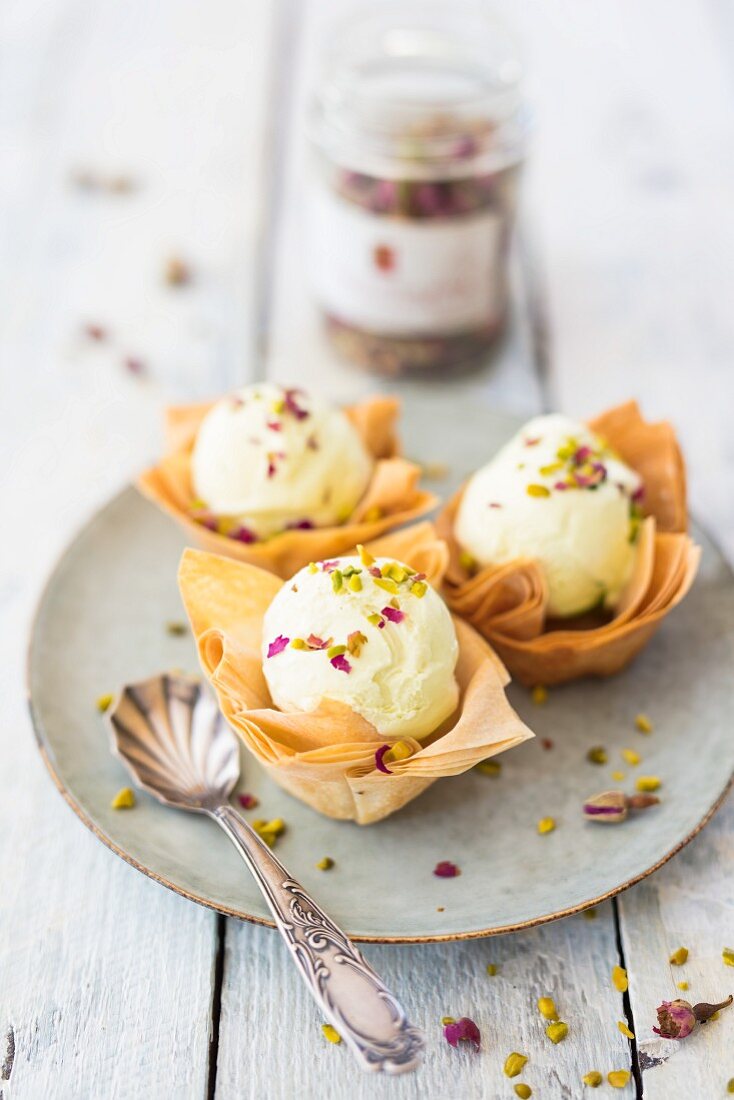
[26, 484, 734, 944]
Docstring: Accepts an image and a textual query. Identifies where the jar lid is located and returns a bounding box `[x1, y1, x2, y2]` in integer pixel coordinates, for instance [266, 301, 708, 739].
[311, 4, 528, 180]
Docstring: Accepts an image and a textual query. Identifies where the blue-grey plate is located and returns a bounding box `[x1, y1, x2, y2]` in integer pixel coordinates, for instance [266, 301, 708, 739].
[27, 407, 734, 941]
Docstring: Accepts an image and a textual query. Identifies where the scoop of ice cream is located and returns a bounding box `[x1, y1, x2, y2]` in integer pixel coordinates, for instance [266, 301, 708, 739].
[262, 550, 459, 740]
[455, 413, 643, 618]
[191, 384, 373, 539]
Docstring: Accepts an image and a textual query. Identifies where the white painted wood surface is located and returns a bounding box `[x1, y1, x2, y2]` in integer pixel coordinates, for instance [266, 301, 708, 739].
[2, 0, 733, 1097]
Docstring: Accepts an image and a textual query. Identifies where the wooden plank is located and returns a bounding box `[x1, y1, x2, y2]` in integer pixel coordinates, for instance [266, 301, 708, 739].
[214, 2, 633, 1096]
[521, 0, 734, 1094]
[0, 0, 276, 1095]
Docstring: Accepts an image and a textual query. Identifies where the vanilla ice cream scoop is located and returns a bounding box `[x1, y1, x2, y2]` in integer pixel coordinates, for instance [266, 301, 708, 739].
[262, 550, 459, 740]
[455, 414, 643, 618]
[191, 384, 373, 539]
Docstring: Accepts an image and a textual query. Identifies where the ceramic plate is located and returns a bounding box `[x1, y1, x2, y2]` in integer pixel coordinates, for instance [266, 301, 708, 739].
[28, 405, 734, 942]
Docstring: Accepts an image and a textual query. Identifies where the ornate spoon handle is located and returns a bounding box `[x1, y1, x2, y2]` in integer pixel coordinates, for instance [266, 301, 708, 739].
[212, 804, 424, 1074]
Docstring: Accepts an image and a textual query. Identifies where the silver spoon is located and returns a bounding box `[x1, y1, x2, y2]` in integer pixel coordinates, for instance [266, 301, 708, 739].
[108, 672, 424, 1075]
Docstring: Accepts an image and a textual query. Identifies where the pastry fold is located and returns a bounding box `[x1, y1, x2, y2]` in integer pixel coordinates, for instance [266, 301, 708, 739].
[178, 525, 534, 824]
[139, 395, 435, 579]
[438, 401, 700, 685]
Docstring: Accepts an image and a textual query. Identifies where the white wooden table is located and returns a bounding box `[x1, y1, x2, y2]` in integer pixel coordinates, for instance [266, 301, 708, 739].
[2, 2, 733, 1096]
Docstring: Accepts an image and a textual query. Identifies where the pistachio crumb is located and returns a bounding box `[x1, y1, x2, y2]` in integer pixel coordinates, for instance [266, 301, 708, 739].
[316, 857, 334, 871]
[621, 748, 641, 766]
[537, 997, 558, 1021]
[503, 1052, 528, 1078]
[96, 693, 114, 713]
[441, 1016, 455, 1026]
[612, 966, 628, 992]
[537, 817, 556, 835]
[722, 947, 734, 967]
[545, 1021, 568, 1044]
[677, 981, 689, 991]
[635, 713, 653, 733]
[582, 1071, 603, 1087]
[526, 484, 551, 498]
[321, 1024, 341, 1044]
[607, 1070, 630, 1088]
[611, 770, 626, 782]
[486, 963, 498, 976]
[618, 1021, 634, 1039]
[514, 1086, 532, 1099]
[635, 776, 661, 792]
[531, 684, 548, 705]
[669, 946, 688, 966]
[587, 746, 608, 765]
[111, 787, 136, 809]
[475, 759, 501, 777]
[165, 621, 188, 636]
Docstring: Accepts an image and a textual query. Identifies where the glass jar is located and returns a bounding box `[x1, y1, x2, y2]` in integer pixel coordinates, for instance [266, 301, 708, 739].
[307, 4, 528, 377]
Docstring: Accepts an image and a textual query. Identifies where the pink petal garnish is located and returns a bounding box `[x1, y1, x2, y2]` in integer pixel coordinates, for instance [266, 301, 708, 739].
[381, 605, 405, 624]
[330, 654, 351, 674]
[554, 481, 568, 491]
[306, 434, 319, 450]
[443, 1017, 480, 1049]
[488, 502, 502, 509]
[411, 572, 426, 582]
[524, 436, 541, 447]
[434, 860, 461, 878]
[267, 635, 289, 658]
[237, 793, 259, 809]
[368, 566, 382, 578]
[574, 445, 592, 463]
[375, 744, 392, 774]
[306, 634, 330, 650]
[321, 560, 340, 573]
[233, 525, 256, 543]
[632, 485, 645, 503]
[266, 420, 282, 431]
[286, 519, 314, 530]
[284, 388, 309, 420]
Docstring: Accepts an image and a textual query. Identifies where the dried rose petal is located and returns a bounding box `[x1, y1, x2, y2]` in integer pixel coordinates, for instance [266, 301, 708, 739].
[443, 1017, 480, 1049]
[330, 654, 351, 674]
[267, 635, 289, 658]
[284, 388, 309, 420]
[368, 566, 382, 578]
[233, 525, 256, 544]
[237, 793, 259, 809]
[375, 744, 392, 774]
[266, 420, 282, 432]
[321, 560, 340, 573]
[434, 861, 460, 878]
[286, 519, 314, 530]
[381, 606, 405, 624]
[306, 634, 330, 650]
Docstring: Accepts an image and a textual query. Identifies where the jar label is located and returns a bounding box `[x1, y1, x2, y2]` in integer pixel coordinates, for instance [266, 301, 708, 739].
[307, 183, 508, 336]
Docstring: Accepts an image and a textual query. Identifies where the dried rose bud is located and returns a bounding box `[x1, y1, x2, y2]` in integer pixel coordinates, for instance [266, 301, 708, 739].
[583, 789, 660, 824]
[653, 995, 732, 1039]
[443, 1017, 480, 1050]
[164, 256, 191, 286]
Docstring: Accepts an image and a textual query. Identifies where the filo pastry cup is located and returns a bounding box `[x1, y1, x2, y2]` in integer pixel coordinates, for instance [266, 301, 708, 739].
[178, 524, 534, 824]
[139, 394, 436, 579]
[437, 401, 700, 686]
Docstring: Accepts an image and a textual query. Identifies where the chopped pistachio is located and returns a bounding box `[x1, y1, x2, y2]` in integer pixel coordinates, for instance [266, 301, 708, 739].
[348, 574, 362, 592]
[475, 759, 501, 777]
[727, 1078, 734, 1093]
[384, 740, 413, 764]
[635, 713, 654, 733]
[607, 1071, 630, 1088]
[410, 580, 427, 598]
[635, 776, 661, 792]
[514, 1086, 532, 1099]
[308, 562, 318, 573]
[326, 645, 346, 659]
[621, 748, 641, 766]
[458, 549, 477, 574]
[531, 685, 548, 705]
[610, 770, 626, 782]
[331, 570, 343, 593]
[677, 981, 689, 991]
[96, 693, 114, 713]
[582, 1071, 603, 1087]
[357, 543, 375, 567]
[612, 966, 628, 992]
[618, 1021, 634, 1039]
[290, 638, 307, 650]
[537, 997, 558, 1021]
[587, 746, 608, 765]
[486, 963, 498, 976]
[526, 484, 551, 498]
[373, 576, 399, 595]
[165, 621, 188, 636]
[722, 947, 734, 967]
[321, 1024, 341, 1044]
[316, 857, 334, 871]
[669, 946, 689, 966]
[537, 817, 556, 835]
[367, 613, 384, 627]
[111, 787, 136, 809]
[503, 1052, 528, 1078]
[441, 1016, 455, 1026]
[382, 562, 408, 583]
[545, 1021, 568, 1044]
